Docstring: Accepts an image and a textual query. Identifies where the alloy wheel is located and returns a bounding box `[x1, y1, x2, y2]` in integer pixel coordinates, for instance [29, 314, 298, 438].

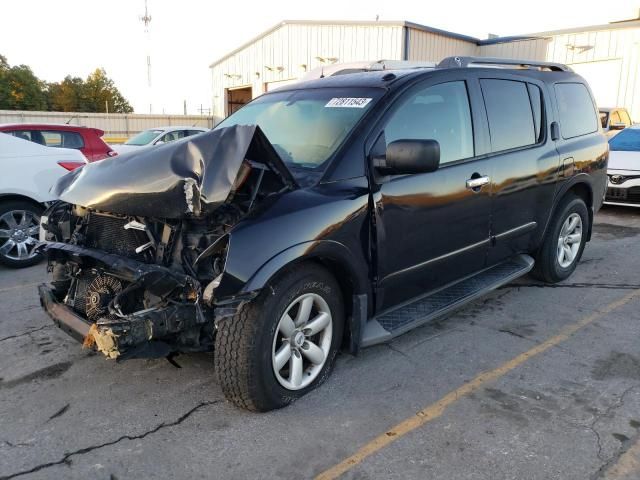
[557, 213, 582, 268]
[0, 210, 40, 262]
[271, 293, 333, 390]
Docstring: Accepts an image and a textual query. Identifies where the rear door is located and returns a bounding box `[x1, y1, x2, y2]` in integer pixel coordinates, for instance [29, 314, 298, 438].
[477, 76, 561, 265]
[370, 73, 494, 310]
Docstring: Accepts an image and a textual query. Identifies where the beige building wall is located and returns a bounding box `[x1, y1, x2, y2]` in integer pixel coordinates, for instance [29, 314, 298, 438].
[211, 22, 405, 122]
[479, 24, 640, 120]
[211, 20, 640, 123]
[406, 28, 477, 61]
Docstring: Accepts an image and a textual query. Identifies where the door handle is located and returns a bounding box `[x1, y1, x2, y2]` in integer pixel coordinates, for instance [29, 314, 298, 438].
[466, 176, 490, 190]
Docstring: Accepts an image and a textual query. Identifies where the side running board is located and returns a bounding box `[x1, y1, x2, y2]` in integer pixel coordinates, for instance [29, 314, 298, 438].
[362, 254, 534, 347]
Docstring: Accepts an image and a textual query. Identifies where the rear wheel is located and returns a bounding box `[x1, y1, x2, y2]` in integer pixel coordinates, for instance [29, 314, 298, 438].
[0, 201, 43, 268]
[214, 264, 343, 411]
[530, 194, 589, 283]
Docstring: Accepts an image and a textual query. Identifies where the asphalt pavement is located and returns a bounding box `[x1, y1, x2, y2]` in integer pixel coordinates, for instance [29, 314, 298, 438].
[1, 205, 640, 480]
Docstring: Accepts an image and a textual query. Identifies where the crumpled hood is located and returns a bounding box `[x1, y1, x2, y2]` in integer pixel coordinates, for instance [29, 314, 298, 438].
[51, 125, 297, 218]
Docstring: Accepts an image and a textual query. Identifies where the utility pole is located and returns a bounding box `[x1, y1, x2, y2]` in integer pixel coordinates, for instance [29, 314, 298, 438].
[139, 0, 152, 113]
[183, 99, 187, 115]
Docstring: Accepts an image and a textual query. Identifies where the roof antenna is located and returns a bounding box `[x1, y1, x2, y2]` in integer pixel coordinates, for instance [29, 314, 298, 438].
[65, 115, 76, 125]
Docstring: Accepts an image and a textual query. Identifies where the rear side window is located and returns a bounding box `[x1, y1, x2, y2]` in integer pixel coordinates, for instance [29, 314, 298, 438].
[41, 131, 85, 149]
[620, 110, 632, 126]
[9, 130, 84, 149]
[480, 79, 536, 152]
[554, 83, 598, 139]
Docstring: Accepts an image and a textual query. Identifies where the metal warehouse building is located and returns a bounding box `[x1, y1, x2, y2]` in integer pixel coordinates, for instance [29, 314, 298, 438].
[210, 18, 640, 122]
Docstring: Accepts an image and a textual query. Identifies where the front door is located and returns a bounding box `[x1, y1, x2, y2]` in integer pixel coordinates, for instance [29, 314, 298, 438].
[370, 76, 493, 310]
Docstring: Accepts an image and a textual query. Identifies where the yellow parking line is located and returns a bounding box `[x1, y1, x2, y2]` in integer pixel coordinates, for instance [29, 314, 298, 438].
[603, 436, 640, 479]
[316, 289, 640, 480]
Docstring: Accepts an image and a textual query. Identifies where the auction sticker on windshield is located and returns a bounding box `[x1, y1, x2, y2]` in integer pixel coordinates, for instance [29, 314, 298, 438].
[325, 97, 372, 108]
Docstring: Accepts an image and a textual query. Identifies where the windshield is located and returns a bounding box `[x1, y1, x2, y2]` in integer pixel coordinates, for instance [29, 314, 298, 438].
[609, 128, 640, 152]
[125, 129, 163, 146]
[216, 88, 382, 169]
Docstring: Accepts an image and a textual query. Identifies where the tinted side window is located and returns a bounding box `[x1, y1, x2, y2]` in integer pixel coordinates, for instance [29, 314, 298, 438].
[385, 81, 474, 164]
[41, 131, 84, 149]
[554, 83, 598, 138]
[527, 84, 544, 143]
[480, 79, 536, 152]
[9, 130, 48, 146]
[159, 131, 185, 143]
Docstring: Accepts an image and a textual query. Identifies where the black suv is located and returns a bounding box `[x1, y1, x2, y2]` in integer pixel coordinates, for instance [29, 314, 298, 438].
[38, 56, 608, 411]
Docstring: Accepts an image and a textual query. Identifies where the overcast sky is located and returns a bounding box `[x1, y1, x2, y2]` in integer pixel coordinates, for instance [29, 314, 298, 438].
[1, 0, 638, 114]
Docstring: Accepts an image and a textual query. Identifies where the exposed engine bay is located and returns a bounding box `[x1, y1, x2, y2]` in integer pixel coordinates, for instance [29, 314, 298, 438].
[38, 125, 296, 360]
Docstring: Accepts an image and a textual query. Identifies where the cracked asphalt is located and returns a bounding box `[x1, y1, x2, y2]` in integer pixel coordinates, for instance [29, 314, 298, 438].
[1, 205, 640, 480]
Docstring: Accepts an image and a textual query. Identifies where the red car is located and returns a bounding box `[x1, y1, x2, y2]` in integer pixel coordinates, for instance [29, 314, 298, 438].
[0, 123, 117, 162]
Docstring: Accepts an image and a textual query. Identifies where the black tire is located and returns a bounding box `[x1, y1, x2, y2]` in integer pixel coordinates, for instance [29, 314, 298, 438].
[0, 200, 44, 268]
[214, 264, 344, 411]
[530, 194, 589, 283]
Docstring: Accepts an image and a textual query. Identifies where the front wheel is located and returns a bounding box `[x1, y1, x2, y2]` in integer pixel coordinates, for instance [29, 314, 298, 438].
[530, 194, 589, 283]
[214, 264, 344, 411]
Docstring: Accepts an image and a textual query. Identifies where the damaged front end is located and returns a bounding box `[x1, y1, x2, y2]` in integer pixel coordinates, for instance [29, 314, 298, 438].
[38, 125, 295, 360]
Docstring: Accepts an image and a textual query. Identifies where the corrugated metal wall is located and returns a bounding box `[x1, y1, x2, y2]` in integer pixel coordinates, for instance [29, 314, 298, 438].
[0, 110, 214, 142]
[478, 27, 640, 120]
[212, 21, 640, 122]
[211, 23, 404, 121]
[406, 28, 477, 61]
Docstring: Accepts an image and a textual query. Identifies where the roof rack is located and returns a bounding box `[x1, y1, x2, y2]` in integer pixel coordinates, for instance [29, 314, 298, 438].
[437, 56, 572, 72]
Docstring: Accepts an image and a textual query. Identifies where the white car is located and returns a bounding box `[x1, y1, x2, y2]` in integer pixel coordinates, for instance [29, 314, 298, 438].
[0, 133, 87, 267]
[604, 125, 640, 207]
[111, 126, 209, 154]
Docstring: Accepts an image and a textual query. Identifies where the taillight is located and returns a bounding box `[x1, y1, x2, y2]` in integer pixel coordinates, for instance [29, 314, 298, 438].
[57, 161, 85, 171]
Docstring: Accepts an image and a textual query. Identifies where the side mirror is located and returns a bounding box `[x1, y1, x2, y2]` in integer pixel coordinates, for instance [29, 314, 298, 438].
[155, 140, 165, 145]
[610, 122, 626, 130]
[373, 139, 440, 175]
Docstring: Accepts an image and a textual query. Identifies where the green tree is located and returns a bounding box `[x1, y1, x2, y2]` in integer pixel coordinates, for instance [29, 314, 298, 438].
[0, 57, 47, 111]
[0, 54, 9, 108]
[47, 75, 86, 112]
[0, 56, 134, 113]
[83, 68, 133, 113]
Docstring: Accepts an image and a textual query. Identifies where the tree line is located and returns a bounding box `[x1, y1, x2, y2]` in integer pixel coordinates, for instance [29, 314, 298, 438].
[0, 54, 133, 113]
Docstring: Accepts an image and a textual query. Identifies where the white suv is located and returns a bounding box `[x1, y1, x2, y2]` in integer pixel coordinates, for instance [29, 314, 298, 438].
[0, 133, 86, 268]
